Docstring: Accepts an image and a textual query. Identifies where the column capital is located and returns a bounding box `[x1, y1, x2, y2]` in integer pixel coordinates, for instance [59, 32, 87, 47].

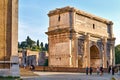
[102, 38, 107, 43]
[85, 34, 90, 41]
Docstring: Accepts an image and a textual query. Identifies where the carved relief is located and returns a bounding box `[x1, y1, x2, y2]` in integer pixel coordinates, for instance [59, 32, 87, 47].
[107, 43, 110, 57]
[97, 41, 103, 53]
[78, 39, 84, 55]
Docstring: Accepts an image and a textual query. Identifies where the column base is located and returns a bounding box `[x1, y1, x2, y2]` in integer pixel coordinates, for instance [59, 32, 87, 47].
[10, 56, 20, 77]
[0, 56, 20, 77]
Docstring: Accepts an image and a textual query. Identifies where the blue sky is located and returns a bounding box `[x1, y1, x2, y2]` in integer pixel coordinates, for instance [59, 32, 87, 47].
[19, 0, 120, 45]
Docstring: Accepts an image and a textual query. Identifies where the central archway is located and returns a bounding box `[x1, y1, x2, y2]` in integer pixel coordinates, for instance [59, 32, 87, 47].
[90, 45, 101, 68]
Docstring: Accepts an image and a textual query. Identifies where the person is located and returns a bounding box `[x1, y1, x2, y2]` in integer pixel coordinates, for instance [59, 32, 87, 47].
[108, 66, 111, 74]
[96, 66, 100, 75]
[100, 66, 103, 76]
[86, 67, 89, 75]
[23, 64, 26, 69]
[30, 65, 35, 71]
[112, 66, 115, 75]
[89, 67, 93, 75]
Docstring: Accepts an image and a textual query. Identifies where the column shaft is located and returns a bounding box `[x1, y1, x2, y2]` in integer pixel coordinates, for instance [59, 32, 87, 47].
[102, 38, 107, 68]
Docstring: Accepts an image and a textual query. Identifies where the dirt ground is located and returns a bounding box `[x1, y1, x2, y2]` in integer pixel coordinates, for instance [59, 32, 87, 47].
[20, 68, 39, 76]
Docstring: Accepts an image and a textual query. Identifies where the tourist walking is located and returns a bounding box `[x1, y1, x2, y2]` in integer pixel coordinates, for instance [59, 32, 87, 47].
[100, 66, 103, 76]
[89, 67, 93, 75]
[30, 65, 35, 71]
[108, 66, 111, 74]
[23, 64, 26, 69]
[96, 66, 100, 75]
[112, 66, 115, 75]
[86, 67, 89, 75]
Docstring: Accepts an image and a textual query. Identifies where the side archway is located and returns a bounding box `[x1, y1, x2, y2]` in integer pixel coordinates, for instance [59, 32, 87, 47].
[90, 45, 101, 68]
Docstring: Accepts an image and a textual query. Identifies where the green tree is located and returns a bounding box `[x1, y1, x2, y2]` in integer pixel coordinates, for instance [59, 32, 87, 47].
[45, 43, 48, 51]
[115, 44, 120, 64]
[20, 41, 27, 49]
[40, 42, 44, 51]
[44, 58, 48, 66]
[18, 42, 20, 48]
[26, 36, 35, 48]
[37, 40, 40, 48]
[31, 45, 39, 51]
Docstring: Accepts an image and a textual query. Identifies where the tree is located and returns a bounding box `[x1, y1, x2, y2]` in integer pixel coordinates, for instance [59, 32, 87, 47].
[37, 40, 40, 48]
[40, 42, 44, 51]
[26, 36, 35, 48]
[18, 42, 20, 48]
[115, 44, 120, 64]
[20, 41, 27, 49]
[44, 58, 48, 66]
[18, 36, 48, 52]
[45, 43, 48, 51]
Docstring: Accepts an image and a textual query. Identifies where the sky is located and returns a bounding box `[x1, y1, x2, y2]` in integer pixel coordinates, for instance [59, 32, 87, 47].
[19, 0, 120, 45]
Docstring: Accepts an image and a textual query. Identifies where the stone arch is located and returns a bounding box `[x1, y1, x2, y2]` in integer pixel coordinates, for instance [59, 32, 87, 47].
[90, 45, 101, 68]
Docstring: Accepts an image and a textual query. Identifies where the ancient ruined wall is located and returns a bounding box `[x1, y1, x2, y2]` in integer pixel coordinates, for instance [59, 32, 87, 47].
[75, 14, 108, 37]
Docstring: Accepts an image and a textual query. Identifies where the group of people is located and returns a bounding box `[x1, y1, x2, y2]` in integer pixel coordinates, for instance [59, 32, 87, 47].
[108, 66, 115, 75]
[86, 66, 103, 75]
[86, 67, 93, 75]
[96, 66, 104, 76]
[86, 66, 115, 76]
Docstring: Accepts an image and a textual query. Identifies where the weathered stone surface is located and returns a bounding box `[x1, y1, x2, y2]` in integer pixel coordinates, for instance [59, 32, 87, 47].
[0, 0, 19, 76]
[46, 6, 115, 68]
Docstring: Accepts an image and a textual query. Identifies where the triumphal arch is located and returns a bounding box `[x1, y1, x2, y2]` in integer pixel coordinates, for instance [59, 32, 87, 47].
[46, 6, 115, 68]
[0, 0, 19, 76]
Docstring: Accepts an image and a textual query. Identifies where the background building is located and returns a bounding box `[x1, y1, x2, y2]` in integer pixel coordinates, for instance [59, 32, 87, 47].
[19, 50, 48, 66]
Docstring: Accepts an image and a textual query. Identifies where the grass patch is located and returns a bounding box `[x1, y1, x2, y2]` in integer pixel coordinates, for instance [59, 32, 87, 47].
[111, 77, 116, 80]
[20, 68, 39, 76]
[0, 76, 21, 80]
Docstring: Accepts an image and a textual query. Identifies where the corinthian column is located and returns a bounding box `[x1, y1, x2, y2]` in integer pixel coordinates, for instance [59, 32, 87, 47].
[84, 34, 90, 68]
[110, 38, 116, 66]
[102, 38, 107, 68]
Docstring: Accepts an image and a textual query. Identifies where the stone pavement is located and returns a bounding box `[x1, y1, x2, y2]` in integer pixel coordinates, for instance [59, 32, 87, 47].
[21, 72, 120, 80]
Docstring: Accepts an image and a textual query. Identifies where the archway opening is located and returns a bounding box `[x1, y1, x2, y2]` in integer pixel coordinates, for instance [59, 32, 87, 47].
[90, 45, 101, 68]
